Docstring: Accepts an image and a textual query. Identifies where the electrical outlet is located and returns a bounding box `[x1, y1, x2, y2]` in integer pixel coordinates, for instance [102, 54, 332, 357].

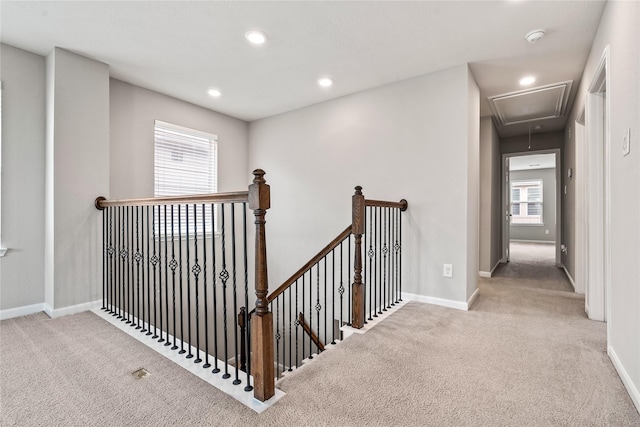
[545, 229, 550, 235]
[443, 264, 453, 278]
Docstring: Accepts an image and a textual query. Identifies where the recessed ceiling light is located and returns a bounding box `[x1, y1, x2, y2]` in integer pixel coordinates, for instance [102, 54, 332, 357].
[208, 88, 221, 98]
[519, 76, 536, 86]
[245, 30, 267, 45]
[525, 29, 546, 43]
[317, 77, 334, 87]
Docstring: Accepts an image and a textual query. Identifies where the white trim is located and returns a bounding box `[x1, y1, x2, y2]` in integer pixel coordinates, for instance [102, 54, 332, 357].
[608, 345, 640, 413]
[44, 300, 102, 319]
[92, 308, 285, 413]
[402, 292, 476, 311]
[479, 260, 502, 278]
[341, 299, 409, 338]
[466, 288, 480, 310]
[0, 303, 45, 321]
[561, 265, 577, 292]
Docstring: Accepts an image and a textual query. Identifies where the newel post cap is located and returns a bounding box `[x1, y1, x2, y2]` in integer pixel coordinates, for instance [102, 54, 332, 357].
[249, 169, 270, 210]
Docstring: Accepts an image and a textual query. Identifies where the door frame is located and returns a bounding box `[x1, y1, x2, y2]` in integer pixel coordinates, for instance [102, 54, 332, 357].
[501, 148, 562, 266]
[581, 45, 611, 324]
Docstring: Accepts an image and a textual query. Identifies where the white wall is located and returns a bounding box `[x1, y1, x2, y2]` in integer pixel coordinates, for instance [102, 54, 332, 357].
[479, 117, 501, 274]
[45, 48, 110, 311]
[565, 0, 640, 411]
[249, 64, 479, 305]
[509, 168, 556, 242]
[109, 79, 249, 198]
[465, 70, 480, 299]
[0, 44, 46, 310]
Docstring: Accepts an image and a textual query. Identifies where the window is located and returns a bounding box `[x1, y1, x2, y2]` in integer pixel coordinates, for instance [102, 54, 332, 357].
[154, 120, 218, 236]
[511, 179, 543, 225]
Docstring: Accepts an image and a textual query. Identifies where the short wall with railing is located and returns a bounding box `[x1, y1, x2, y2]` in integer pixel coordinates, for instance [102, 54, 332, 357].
[96, 170, 407, 402]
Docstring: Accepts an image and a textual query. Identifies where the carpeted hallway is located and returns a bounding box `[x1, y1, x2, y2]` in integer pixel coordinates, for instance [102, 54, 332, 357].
[1, 243, 639, 426]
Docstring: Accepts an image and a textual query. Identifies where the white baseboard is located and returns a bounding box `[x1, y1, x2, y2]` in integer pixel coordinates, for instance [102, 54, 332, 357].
[0, 303, 46, 321]
[608, 345, 640, 413]
[402, 292, 475, 311]
[479, 260, 502, 278]
[561, 265, 576, 292]
[44, 300, 102, 319]
[466, 288, 480, 310]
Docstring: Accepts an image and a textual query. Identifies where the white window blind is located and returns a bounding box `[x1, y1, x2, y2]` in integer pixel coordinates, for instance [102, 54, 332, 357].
[511, 179, 543, 225]
[154, 121, 218, 236]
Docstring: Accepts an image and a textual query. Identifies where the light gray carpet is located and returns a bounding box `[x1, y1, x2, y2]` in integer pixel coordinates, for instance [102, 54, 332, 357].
[2, 255, 639, 425]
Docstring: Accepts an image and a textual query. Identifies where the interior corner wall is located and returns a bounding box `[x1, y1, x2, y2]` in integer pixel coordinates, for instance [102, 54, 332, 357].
[45, 48, 110, 311]
[566, 0, 640, 411]
[0, 44, 46, 310]
[109, 79, 249, 199]
[465, 68, 479, 300]
[249, 64, 477, 304]
[479, 117, 501, 274]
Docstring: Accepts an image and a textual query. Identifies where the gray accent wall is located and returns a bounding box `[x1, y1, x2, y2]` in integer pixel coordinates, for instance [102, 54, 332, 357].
[509, 168, 556, 242]
[249, 64, 479, 304]
[109, 80, 249, 199]
[501, 131, 564, 154]
[0, 44, 46, 310]
[479, 117, 502, 274]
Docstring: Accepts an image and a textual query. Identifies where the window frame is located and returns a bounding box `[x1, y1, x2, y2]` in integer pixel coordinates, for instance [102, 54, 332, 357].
[510, 179, 544, 226]
[153, 120, 219, 238]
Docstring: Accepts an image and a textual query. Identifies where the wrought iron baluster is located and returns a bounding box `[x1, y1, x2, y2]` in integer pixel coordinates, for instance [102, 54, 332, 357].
[202, 203, 210, 368]
[399, 206, 403, 301]
[377, 206, 383, 315]
[323, 256, 327, 348]
[242, 203, 252, 390]
[120, 206, 126, 321]
[170, 205, 178, 349]
[108, 207, 115, 314]
[211, 203, 220, 373]
[220, 204, 230, 379]
[275, 297, 280, 379]
[301, 274, 306, 360]
[348, 234, 351, 326]
[394, 208, 400, 304]
[162, 205, 169, 343]
[370, 206, 376, 320]
[331, 248, 336, 345]
[145, 206, 152, 335]
[383, 207, 388, 312]
[193, 203, 201, 362]
[186, 204, 192, 358]
[231, 203, 241, 385]
[288, 285, 293, 372]
[295, 279, 299, 369]
[128, 206, 133, 325]
[178, 205, 185, 352]
[151, 206, 159, 338]
[135, 207, 142, 329]
[308, 269, 313, 359]
[339, 240, 344, 333]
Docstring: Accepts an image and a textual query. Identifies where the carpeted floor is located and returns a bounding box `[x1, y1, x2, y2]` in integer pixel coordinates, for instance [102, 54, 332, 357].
[1, 244, 639, 426]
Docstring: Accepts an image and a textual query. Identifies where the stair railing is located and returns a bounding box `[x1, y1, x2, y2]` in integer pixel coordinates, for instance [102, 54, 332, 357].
[242, 186, 407, 394]
[95, 169, 274, 401]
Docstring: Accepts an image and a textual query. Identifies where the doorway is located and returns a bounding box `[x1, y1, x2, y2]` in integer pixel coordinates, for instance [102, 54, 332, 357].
[502, 149, 562, 267]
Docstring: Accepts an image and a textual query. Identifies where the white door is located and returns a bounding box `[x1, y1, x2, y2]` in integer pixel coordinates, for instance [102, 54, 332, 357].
[502, 156, 511, 262]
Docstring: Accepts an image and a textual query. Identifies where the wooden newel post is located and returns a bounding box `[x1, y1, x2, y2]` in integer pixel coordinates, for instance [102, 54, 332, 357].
[249, 169, 275, 402]
[351, 186, 366, 329]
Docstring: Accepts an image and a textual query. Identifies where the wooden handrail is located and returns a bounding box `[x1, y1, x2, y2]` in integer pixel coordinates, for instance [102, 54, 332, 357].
[266, 225, 352, 304]
[94, 191, 249, 210]
[365, 198, 408, 211]
[298, 312, 325, 352]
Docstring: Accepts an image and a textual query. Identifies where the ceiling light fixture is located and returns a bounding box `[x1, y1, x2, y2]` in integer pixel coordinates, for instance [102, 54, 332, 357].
[519, 76, 536, 86]
[208, 88, 221, 98]
[525, 29, 546, 43]
[317, 77, 334, 88]
[245, 30, 267, 45]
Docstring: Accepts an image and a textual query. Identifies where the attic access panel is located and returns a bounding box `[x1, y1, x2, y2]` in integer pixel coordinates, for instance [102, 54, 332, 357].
[488, 81, 573, 126]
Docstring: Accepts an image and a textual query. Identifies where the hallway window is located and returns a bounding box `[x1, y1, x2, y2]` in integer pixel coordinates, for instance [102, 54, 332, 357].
[154, 120, 218, 235]
[511, 180, 543, 224]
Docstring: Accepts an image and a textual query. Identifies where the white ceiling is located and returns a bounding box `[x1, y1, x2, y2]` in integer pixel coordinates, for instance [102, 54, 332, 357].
[1, 1, 606, 136]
